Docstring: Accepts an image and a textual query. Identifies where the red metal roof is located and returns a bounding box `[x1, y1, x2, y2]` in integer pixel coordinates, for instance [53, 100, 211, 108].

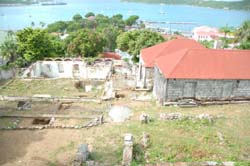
[102, 52, 121, 60]
[155, 49, 250, 80]
[141, 38, 205, 67]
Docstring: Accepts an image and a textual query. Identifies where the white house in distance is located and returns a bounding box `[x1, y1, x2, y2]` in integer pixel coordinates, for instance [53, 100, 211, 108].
[192, 26, 224, 41]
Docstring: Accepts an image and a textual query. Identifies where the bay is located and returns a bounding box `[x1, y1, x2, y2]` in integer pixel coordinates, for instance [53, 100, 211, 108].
[0, 0, 249, 31]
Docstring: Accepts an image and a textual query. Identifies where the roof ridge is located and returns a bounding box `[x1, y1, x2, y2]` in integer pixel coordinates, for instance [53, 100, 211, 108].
[147, 39, 178, 66]
[167, 49, 191, 78]
[156, 38, 188, 57]
[207, 49, 250, 52]
[141, 39, 170, 51]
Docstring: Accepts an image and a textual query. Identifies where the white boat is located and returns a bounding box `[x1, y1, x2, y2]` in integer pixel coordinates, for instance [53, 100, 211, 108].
[159, 3, 166, 15]
[41, 0, 67, 6]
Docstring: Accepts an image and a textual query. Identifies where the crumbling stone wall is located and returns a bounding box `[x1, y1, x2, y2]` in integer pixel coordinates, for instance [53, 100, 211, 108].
[153, 67, 167, 102]
[154, 66, 250, 102]
[22, 60, 112, 80]
[0, 68, 16, 80]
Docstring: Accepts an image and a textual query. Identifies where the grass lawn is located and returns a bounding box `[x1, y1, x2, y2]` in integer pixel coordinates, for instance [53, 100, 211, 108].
[0, 102, 250, 165]
[0, 79, 250, 165]
[0, 79, 103, 97]
[88, 103, 250, 165]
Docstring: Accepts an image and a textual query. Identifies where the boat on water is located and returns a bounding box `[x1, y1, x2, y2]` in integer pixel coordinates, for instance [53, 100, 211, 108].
[159, 4, 166, 15]
[41, 1, 67, 6]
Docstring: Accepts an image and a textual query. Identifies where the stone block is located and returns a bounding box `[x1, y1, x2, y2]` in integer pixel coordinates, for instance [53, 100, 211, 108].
[17, 101, 31, 111]
[75, 144, 89, 163]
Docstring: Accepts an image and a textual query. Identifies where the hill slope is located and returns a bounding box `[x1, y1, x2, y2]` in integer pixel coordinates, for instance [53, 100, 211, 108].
[122, 0, 250, 10]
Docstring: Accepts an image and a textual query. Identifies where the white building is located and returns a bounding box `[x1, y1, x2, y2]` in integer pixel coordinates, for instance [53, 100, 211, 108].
[22, 58, 113, 80]
[192, 26, 224, 41]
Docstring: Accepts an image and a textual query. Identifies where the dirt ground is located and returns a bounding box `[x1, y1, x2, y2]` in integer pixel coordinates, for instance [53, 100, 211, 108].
[0, 129, 83, 166]
[1, 99, 250, 165]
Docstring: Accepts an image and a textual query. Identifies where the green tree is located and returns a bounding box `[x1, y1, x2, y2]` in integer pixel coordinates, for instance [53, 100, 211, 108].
[73, 13, 83, 22]
[234, 20, 250, 50]
[236, 20, 250, 42]
[47, 21, 68, 33]
[116, 30, 165, 62]
[50, 36, 66, 56]
[95, 14, 110, 27]
[219, 25, 234, 48]
[220, 26, 234, 39]
[66, 21, 82, 32]
[31, 21, 35, 27]
[0, 31, 18, 67]
[238, 41, 250, 49]
[111, 14, 125, 29]
[125, 15, 139, 26]
[66, 29, 105, 57]
[98, 25, 123, 51]
[39, 21, 46, 28]
[16, 28, 54, 65]
[199, 40, 214, 49]
[85, 12, 95, 18]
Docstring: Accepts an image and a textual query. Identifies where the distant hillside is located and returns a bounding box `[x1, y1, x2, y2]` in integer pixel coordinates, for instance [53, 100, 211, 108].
[122, 0, 250, 10]
[0, 0, 33, 4]
[0, 0, 47, 5]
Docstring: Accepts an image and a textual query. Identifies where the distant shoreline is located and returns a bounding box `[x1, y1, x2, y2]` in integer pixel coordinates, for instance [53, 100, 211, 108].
[0, 0, 49, 7]
[121, 0, 250, 11]
[0, 3, 34, 7]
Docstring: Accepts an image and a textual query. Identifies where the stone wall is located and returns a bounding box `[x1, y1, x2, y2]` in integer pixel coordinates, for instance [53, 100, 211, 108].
[137, 63, 154, 89]
[0, 68, 16, 80]
[22, 60, 112, 80]
[153, 67, 167, 102]
[154, 66, 250, 101]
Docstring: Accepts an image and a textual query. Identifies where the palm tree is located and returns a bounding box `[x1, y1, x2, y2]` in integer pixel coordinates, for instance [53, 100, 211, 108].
[236, 20, 250, 42]
[219, 25, 233, 48]
[0, 31, 18, 66]
[220, 26, 232, 39]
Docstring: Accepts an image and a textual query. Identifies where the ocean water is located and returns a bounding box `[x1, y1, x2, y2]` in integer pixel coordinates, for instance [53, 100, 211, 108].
[0, 0, 249, 31]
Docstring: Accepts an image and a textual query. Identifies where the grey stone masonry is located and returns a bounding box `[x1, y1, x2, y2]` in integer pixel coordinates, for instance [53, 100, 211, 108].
[154, 66, 250, 102]
[122, 134, 133, 166]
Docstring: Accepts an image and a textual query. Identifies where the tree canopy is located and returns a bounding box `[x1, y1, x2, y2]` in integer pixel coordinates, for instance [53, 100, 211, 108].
[16, 28, 55, 65]
[66, 29, 105, 57]
[73, 14, 83, 22]
[116, 30, 165, 62]
[125, 15, 139, 26]
[0, 31, 18, 68]
[236, 20, 250, 49]
[85, 12, 95, 18]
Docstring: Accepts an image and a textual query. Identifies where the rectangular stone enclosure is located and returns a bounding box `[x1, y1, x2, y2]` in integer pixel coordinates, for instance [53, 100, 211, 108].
[153, 66, 250, 102]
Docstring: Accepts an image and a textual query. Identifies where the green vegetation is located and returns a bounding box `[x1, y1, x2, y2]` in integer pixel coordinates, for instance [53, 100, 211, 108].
[0, 13, 152, 67]
[0, 31, 18, 69]
[0, 78, 250, 164]
[122, 0, 250, 10]
[89, 103, 250, 164]
[85, 12, 95, 18]
[44, 13, 146, 54]
[65, 29, 105, 57]
[0, 79, 103, 97]
[236, 20, 250, 50]
[16, 28, 55, 65]
[199, 20, 250, 50]
[116, 30, 165, 62]
[199, 40, 214, 49]
[0, 30, 8, 45]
